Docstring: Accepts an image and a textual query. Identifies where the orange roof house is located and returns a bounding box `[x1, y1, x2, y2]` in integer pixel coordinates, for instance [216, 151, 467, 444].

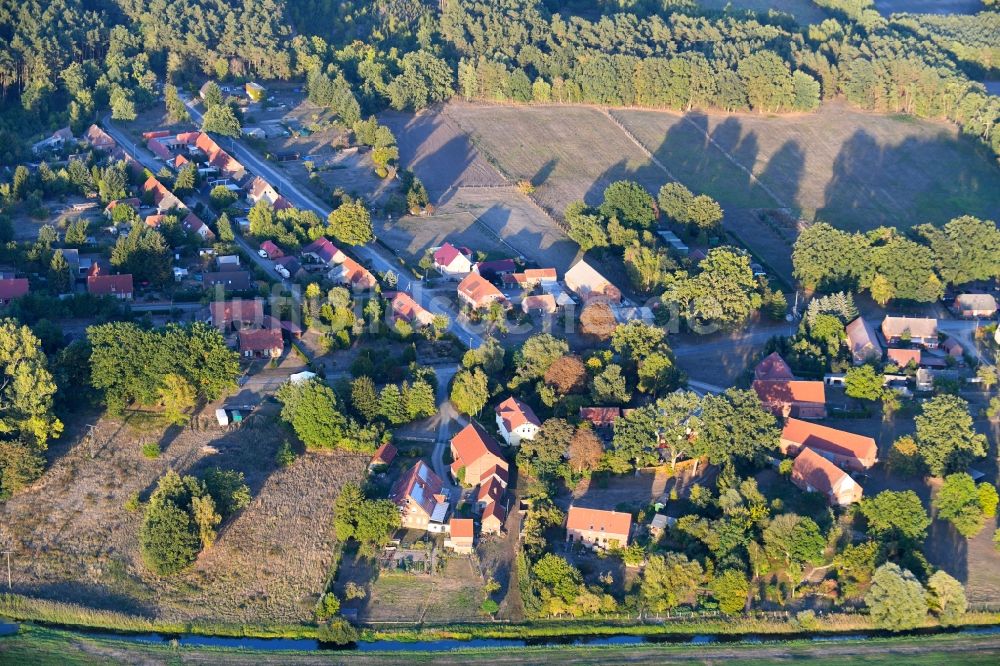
[210, 299, 264, 330]
[457, 273, 504, 310]
[369, 442, 397, 471]
[522, 294, 557, 315]
[433, 242, 473, 278]
[331, 257, 377, 290]
[390, 460, 450, 531]
[238, 328, 283, 358]
[450, 422, 508, 486]
[752, 353, 826, 419]
[565, 506, 632, 549]
[0, 278, 29, 305]
[87, 274, 133, 299]
[445, 518, 475, 553]
[481, 501, 507, 535]
[754, 352, 795, 381]
[887, 348, 921, 368]
[495, 396, 541, 446]
[780, 418, 878, 472]
[579, 407, 621, 428]
[390, 291, 435, 327]
[791, 447, 863, 506]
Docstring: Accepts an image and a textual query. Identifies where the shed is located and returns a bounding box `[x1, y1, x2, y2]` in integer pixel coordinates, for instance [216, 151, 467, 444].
[215, 408, 229, 426]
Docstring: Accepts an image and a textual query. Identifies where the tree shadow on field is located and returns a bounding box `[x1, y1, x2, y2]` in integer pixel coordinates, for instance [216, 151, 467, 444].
[531, 158, 559, 188]
[479, 202, 580, 273]
[819, 128, 1000, 230]
[757, 139, 805, 216]
[15, 581, 159, 618]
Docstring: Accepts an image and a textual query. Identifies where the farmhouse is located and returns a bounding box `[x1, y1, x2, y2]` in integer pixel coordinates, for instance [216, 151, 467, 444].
[0, 278, 29, 305]
[104, 198, 141, 219]
[754, 352, 794, 381]
[579, 407, 621, 429]
[791, 447, 864, 506]
[495, 396, 541, 446]
[779, 418, 878, 471]
[84, 124, 116, 151]
[881, 316, 938, 348]
[390, 461, 450, 532]
[32, 127, 74, 154]
[246, 176, 292, 210]
[565, 506, 631, 549]
[953, 293, 997, 318]
[481, 502, 506, 535]
[209, 299, 264, 330]
[444, 518, 475, 554]
[941, 337, 964, 359]
[433, 243, 474, 278]
[301, 237, 345, 266]
[388, 291, 435, 327]
[751, 353, 826, 419]
[510, 268, 557, 288]
[274, 256, 306, 280]
[238, 328, 283, 358]
[845, 316, 881, 365]
[450, 422, 508, 486]
[183, 213, 215, 241]
[87, 274, 133, 300]
[457, 273, 505, 310]
[142, 176, 185, 213]
[564, 259, 621, 304]
[521, 294, 557, 315]
[369, 442, 397, 472]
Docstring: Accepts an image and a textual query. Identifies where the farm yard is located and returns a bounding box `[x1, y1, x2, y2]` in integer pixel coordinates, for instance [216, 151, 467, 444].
[0, 412, 366, 625]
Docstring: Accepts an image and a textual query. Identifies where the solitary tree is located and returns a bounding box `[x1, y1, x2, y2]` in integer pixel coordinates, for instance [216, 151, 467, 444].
[926, 570, 967, 626]
[934, 473, 988, 538]
[915, 395, 987, 476]
[327, 201, 372, 246]
[865, 563, 928, 631]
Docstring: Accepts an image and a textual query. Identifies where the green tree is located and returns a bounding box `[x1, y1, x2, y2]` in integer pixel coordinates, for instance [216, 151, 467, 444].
[762, 513, 825, 566]
[378, 384, 408, 425]
[860, 490, 930, 541]
[275, 379, 351, 451]
[216, 213, 235, 242]
[518, 418, 573, 482]
[599, 181, 656, 229]
[405, 380, 436, 420]
[590, 363, 632, 405]
[687, 194, 723, 231]
[511, 334, 569, 389]
[532, 554, 583, 603]
[738, 52, 794, 112]
[710, 569, 749, 614]
[174, 163, 197, 194]
[201, 104, 242, 137]
[110, 85, 137, 121]
[327, 201, 372, 246]
[565, 202, 608, 251]
[209, 185, 237, 211]
[191, 493, 221, 549]
[657, 182, 694, 224]
[450, 367, 489, 416]
[915, 395, 987, 476]
[641, 552, 703, 612]
[934, 473, 987, 538]
[351, 376, 378, 422]
[334, 483, 401, 557]
[48, 250, 71, 294]
[926, 570, 967, 626]
[158, 373, 196, 425]
[844, 364, 884, 402]
[164, 83, 190, 123]
[865, 563, 928, 631]
[697, 388, 778, 465]
[202, 81, 223, 109]
[139, 471, 200, 575]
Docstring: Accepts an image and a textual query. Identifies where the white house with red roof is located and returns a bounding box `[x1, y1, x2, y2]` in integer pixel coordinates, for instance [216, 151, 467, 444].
[495, 396, 541, 446]
[433, 242, 473, 279]
[565, 506, 632, 549]
[183, 212, 215, 241]
[301, 237, 346, 266]
[388, 291, 435, 327]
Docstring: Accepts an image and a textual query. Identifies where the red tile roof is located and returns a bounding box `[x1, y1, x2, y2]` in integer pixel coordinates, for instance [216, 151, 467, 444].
[260, 240, 283, 258]
[579, 407, 621, 427]
[477, 477, 505, 504]
[87, 274, 133, 296]
[781, 418, 877, 467]
[338, 257, 377, 290]
[209, 299, 263, 327]
[457, 273, 504, 308]
[887, 348, 920, 367]
[450, 422, 506, 474]
[792, 447, 862, 504]
[433, 242, 469, 269]
[449, 518, 474, 539]
[496, 396, 541, 432]
[371, 442, 397, 467]
[565, 506, 632, 538]
[754, 352, 795, 381]
[390, 460, 444, 518]
[522, 294, 557, 314]
[390, 291, 434, 325]
[0, 278, 29, 301]
[752, 379, 826, 406]
[238, 327, 283, 352]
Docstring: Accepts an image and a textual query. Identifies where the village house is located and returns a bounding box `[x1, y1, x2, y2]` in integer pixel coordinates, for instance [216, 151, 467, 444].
[216, 255, 241, 271]
[509, 268, 558, 289]
[246, 176, 292, 211]
[390, 461, 451, 532]
[521, 294, 557, 316]
[32, 127, 74, 154]
[881, 316, 938, 348]
[142, 176, 186, 213]
[259, 240, 284, 259]
[330, 257, 378, 291]
[751, 353, 827, 419]
[953, 293, 997, 319]
[450, 422, 509, 486]
[845, 316, 882, 365]
[444, 518, 475, 554]
[474, 259, 516, 281]
[495, 396, 542, 447]
[941, 337, 964, 360]
[563, 259, 621, 304]
[87, 274, 133, 300]
[457, 273, 505, 310]
[301, 237, 346, 266]
[388, 291, 435, 327]
[144, 214, 167, 228]
[203, 271, 253, 292]
[183, 213, 215, 241]
[779, 418, 878, 472]
[579, 407, 622, 430]
[433, 243, 474, 279]
[103, 198, 141, 219]
[209, 299, 264, 331]
[369, 442, 397, 472]
[168, 154, 189, 171]
[0, 278, 29, 305]
[84, 124, 116, 151]
[481, 502, 506, 535]
[791, 447, 864, 506]
[238, 327, 283, 358]
[565, 506, 632, 549]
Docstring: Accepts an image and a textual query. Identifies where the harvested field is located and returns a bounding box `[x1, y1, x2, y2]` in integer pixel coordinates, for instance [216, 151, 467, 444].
[614, 103, 1000, 230]
[442, 104, 665, 217]
[376, 187, 581, 273]
[0, 412, 366, 624]
[381, 109, 506, 199]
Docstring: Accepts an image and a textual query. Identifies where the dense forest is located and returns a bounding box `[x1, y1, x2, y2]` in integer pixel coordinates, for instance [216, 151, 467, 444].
[0, 0, 998, 163]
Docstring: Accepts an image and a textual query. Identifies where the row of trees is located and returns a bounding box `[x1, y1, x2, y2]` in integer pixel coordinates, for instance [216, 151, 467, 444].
[793, 216, 1000, 299]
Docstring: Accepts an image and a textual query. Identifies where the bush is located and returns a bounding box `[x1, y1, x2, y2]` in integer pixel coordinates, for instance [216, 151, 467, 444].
[344, 582, 366, 600]
[275, 441, 296, 467]
[141, 441, 161, 459]
[481, 598, 500, 614]
[124, 492, 141, 513]
[315, 593, 341, 621]
[316, 618, 357, 645]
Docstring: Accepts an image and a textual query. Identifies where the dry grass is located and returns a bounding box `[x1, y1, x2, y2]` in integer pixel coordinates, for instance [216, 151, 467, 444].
[0, 412, 366, 624]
